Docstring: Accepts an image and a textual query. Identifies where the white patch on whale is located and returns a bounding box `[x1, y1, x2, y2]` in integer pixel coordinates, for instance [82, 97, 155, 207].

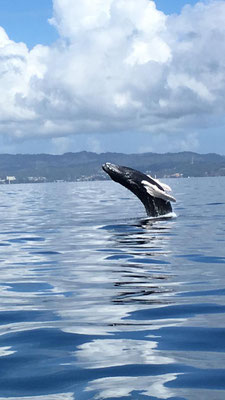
[141, 180, 176, 203]
[147, 175, 172, 192]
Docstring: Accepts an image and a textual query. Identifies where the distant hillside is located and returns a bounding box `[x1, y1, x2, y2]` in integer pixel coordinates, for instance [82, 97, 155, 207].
[0, 151, 225, 183]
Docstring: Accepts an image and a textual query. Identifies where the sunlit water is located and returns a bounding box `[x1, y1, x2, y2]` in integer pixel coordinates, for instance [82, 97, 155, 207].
[0, 177, 224, 400]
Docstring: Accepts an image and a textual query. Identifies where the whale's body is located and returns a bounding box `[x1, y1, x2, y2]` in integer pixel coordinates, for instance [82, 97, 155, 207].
[102, 163, 176, 218]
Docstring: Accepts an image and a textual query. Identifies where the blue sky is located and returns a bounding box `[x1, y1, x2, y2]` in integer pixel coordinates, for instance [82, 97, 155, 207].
[155, 0, 199, 14]
[0, 0, 57, 48]
[0, 0, 225, 155]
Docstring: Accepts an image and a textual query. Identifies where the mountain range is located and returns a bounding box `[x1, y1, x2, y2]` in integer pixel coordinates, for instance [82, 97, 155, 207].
[0, 151, 225, 183]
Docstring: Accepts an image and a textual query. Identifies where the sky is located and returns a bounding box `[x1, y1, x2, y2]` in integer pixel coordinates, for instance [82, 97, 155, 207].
[0, 0, 225, 154]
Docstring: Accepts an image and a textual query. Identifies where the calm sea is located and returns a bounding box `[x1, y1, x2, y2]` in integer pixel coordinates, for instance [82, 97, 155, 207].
[0, 177, 224, 400]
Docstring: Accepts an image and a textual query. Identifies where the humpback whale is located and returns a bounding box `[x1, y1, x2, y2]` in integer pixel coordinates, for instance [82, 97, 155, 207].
[102, 163, 176, 218]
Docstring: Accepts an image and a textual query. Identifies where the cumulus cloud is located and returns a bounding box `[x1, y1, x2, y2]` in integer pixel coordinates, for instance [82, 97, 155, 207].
[0, 0, 225, 151]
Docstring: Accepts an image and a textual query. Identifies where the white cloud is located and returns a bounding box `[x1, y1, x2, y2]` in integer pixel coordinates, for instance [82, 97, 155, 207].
[0, 0, 225, 151]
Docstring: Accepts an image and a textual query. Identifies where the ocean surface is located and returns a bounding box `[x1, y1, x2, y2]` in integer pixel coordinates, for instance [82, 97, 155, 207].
[0, 177, 224, 400]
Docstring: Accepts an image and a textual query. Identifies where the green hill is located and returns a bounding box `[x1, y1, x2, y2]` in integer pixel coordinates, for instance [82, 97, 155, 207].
[0, 151, 225, 183]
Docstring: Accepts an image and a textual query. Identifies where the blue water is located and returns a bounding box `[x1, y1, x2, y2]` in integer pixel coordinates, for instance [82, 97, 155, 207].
[0, 177, 224, 400]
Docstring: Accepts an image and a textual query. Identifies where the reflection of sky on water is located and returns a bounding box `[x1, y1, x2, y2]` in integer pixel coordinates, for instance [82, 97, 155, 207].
[75, 338, 173, 368]
[0, 346, 15, 357]
[0, 395, 74, 400]
[0, 179, 224, 399]
[0, 181, 179, 335]
[85, 374, 178, 399]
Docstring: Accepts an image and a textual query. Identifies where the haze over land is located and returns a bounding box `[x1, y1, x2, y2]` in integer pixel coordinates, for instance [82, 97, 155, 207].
[0, 151, 225, 184]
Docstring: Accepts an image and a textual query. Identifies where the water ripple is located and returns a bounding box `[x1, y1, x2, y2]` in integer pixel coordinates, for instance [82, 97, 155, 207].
[0, 178, 224, 399]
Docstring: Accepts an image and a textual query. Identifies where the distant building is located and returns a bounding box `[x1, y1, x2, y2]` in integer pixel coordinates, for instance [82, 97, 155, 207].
[6, 176, 16, 184]
[170, 173, 183, 178]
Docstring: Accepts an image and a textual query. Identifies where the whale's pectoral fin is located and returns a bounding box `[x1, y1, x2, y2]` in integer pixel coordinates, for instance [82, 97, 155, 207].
[141, 180, 176, 203]
[147, 175, 172, 192]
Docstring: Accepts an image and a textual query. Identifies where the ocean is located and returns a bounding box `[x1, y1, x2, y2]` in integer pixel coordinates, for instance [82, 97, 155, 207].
[0, 177, 224, 400]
